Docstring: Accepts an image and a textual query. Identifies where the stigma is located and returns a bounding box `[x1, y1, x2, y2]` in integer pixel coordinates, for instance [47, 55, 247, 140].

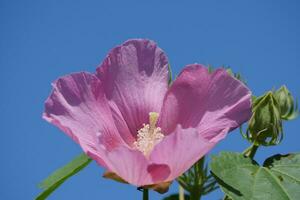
[134, 112, 164, 156]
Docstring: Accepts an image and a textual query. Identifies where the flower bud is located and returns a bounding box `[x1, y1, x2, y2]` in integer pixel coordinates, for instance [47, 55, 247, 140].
[244, 92, 283, 146]
[274, 85, 298, 120]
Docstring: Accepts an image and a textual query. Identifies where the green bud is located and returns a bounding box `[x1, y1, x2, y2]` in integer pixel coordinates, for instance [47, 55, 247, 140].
[244, 92, 283, 146]
[274, 85, 298, 120]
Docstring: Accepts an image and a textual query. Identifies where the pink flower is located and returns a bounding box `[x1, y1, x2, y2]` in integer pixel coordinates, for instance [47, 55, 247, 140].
[43, 39, 252, 186]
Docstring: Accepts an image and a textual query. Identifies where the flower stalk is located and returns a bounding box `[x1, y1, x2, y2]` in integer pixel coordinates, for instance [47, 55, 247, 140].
[190, 189, 202, 200]
[243, 143, 259, 159]
[179, 185, 185, 200]
[143, 188, 149, 200]
[177, 156, 218, 200]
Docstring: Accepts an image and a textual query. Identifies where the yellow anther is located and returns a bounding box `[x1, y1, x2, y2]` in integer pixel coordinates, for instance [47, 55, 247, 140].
[134, 112, 164, 156]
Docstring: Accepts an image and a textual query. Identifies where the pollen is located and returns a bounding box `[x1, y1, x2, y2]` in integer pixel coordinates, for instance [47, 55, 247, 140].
[134, 112, 164, 156]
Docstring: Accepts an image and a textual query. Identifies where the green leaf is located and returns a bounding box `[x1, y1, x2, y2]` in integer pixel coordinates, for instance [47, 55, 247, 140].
[210, 152, 300, 200]
[36, 153, 92, 200]
[263, 153, 300, 198]
[162, 193, 190, 200]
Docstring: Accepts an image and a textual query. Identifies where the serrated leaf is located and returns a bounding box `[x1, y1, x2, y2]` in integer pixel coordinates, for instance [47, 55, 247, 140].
[210, 152, 300, 200]
[263, 153, 300, 199]
[36, 153, 92, 200]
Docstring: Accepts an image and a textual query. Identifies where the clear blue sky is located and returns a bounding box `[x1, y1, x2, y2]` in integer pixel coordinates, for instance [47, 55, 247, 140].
[1, 0, 299, 199]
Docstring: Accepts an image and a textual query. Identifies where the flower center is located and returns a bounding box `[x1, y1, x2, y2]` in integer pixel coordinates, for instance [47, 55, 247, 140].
[134, 112, 164, 156]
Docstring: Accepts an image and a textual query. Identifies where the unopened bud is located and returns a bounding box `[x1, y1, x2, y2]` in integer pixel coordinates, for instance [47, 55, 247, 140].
[245, 92, 283, 146]
[274, 85, 298, 120]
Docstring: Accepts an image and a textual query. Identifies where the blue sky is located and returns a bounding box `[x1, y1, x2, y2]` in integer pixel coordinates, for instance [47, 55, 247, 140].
[1, 0, 299, 199]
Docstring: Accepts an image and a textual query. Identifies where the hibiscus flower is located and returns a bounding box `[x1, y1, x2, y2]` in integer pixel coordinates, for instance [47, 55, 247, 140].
[43, 39, 251, 187]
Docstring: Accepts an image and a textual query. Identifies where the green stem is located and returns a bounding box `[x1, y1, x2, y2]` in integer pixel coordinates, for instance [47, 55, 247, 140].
[190, 157, 205, 200]
[190, 190, 201, 200]
[243, 143, 259, 159]
[143, 188, 149, 200]
[179, 185, 185, 200]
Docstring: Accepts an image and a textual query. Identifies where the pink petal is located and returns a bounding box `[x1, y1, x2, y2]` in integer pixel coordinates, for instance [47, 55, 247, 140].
[149, 126, 216, 181]
[106, 146, 171, 186]
[147, 163, 171, 183]
[43, 72, 130, 166]
[96, 39, 170, 137]
[159, 64, 252, 141]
